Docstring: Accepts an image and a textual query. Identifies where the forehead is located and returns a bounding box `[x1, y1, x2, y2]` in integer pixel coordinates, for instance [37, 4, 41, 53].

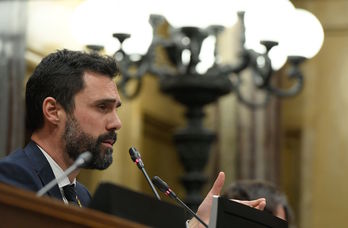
[77, 71, 120, 102]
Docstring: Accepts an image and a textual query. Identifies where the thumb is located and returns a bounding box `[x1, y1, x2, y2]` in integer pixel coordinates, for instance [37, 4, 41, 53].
[209, 171, 225, 196]
[196, 171, 226, 222]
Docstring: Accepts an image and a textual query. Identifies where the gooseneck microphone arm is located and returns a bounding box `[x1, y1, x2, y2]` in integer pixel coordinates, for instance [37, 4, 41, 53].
[129, 147, 161, 200]
[36, 151, 93, 197]
[152, 176, 208, 228]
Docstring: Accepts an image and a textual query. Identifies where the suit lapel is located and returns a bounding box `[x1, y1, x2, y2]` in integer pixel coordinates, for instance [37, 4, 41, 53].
[24, 141, 63, 200]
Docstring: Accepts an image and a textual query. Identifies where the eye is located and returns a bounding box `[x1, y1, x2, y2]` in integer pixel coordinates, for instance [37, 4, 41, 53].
[98, 104, 107, 111]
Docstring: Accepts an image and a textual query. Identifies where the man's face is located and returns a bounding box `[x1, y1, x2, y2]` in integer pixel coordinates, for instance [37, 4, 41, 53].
[63, 115, 117, 169]
[63, 72, 122, 169]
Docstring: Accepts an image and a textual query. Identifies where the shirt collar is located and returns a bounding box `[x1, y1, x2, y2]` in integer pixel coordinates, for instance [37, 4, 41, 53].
[37, 144, 76, 188]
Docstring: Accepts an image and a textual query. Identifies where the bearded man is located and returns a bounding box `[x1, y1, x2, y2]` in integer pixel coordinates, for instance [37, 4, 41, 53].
[0, 49, 121, 206]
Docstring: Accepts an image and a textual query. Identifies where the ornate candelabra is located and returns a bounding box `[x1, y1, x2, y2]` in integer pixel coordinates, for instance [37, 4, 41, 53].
[110, 12, 305, 210]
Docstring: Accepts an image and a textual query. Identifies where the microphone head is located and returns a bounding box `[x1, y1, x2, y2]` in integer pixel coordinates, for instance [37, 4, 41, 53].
[129, 147, 144, 169]
[129, 147, 141, 162]
[152, 176, 177, 199]
[152, 176, 169, 193]
[75, 151, 93, 168]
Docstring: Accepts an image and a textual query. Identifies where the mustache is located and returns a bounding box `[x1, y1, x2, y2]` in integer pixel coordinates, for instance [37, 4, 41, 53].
[97, 131, 117, 143]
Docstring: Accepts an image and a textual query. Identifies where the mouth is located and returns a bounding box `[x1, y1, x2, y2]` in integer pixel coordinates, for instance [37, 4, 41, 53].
[102, 139, 115, 148]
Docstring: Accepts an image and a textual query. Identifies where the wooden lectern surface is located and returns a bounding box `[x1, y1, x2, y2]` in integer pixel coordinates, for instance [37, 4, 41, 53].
[0, 183, 147, 228]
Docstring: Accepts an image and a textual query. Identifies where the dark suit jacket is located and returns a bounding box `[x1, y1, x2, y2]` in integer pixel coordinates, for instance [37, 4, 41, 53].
[0, 141, 91, 206]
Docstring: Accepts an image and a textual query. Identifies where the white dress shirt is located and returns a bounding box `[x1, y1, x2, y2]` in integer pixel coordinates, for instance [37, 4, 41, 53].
[37, 144, 76, 204]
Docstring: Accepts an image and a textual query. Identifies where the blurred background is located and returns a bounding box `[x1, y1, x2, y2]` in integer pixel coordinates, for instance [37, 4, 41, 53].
[0, 0, 347, 227]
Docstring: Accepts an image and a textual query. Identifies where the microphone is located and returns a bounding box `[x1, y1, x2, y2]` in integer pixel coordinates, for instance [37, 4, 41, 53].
[36, 151, 92, 197]
[129, 147, 161, 200]
[152, 176, 208, 228]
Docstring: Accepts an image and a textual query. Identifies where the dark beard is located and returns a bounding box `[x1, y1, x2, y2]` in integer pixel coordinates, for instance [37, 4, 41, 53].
[63, 116, 117, 170]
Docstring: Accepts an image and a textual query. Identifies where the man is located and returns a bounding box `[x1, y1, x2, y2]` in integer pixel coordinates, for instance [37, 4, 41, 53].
[0, 49, 265, 224]
[0, 49, 121, 206]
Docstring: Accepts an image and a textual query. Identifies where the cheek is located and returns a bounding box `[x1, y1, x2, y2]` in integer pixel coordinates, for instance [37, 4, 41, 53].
[74, 111, 106, 134]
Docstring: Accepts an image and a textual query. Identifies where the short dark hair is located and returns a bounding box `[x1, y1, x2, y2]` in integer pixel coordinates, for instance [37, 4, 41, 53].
[25, 49, 119, 132]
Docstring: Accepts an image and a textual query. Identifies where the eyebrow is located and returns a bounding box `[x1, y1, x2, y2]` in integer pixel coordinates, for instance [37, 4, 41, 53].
[93, 99, 122, 108]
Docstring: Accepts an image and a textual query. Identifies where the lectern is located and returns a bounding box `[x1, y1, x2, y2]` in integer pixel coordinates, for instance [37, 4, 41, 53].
[0, 183, 145, 227]
[89, 183, 288, 228]
[89, 182, 188, 228]
[0, 182, 289, 228]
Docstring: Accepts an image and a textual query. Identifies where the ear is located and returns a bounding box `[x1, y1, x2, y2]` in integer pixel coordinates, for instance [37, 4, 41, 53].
[42, 97, 65, 126]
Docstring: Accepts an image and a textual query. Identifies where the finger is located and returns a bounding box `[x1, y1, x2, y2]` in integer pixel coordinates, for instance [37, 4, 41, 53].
[209, 171, 225, 196]
[248, 198, 266, 208]
[233, 198, 266, 209]
[255, 199, 266, 210]
[196, 172, 226, 221]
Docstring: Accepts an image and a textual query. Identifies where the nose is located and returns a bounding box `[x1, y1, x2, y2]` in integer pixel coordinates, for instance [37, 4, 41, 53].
[106, 110, 122, 131]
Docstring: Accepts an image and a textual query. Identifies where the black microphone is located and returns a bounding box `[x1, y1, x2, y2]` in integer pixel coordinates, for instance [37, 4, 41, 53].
[152, 176, 208, 228]
[129, 147, 161, 200]
[36, 151, 92, 197]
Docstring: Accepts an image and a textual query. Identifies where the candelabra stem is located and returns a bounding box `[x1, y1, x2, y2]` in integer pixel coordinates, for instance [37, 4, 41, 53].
[159, 74, 232, 210]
